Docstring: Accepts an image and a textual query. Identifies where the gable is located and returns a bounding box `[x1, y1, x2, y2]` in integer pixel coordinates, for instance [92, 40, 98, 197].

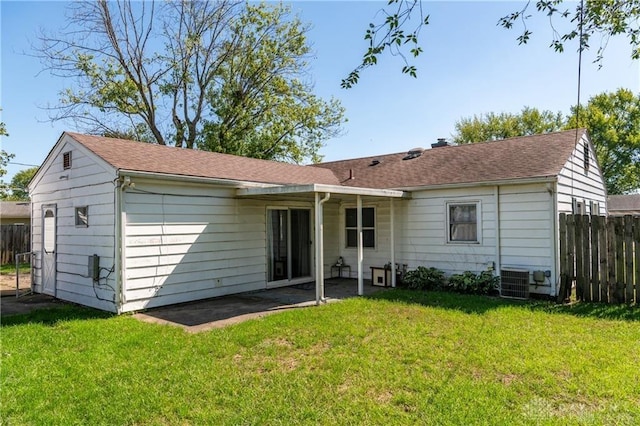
[29, 133, 116, 191]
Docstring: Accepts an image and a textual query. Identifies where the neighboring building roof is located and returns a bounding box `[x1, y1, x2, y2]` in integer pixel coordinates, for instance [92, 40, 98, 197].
[607, 194, 640, 215]
[66, 132, 341, 186]
[315, 129, 587, 189]
[1, 201, 30, 218]
[65, 129, 586, 190]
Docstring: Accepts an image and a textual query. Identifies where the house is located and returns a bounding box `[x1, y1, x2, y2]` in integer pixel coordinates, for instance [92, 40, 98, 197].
[1, 201, 31, 226]
[607, 194, 640, 216]
[29, 129, 606, 313]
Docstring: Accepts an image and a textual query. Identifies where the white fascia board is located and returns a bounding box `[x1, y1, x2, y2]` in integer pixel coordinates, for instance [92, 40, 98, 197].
[395, 176, 558, 191]
[117, 169, 276, 188]
[237, 183, 408, 198]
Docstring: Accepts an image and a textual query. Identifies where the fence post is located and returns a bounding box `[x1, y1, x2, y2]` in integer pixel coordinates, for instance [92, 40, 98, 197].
[558, 213, 569, 302]
[590, 215, 600, 302]
[574, 215, 585, 301]
[567, 214, 576, 301]
[623, 216, 634, 304]
[598, 216, 609, 303]
[613, 217, 625, 303]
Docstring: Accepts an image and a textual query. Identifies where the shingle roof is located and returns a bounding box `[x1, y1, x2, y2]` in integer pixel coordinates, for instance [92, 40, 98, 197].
[315, 129, 586, 189]
[1, 201, 30, 218]
[66, 129, 584, 190]
[608, 194, 640, 214]
[67, 132, 340, 186]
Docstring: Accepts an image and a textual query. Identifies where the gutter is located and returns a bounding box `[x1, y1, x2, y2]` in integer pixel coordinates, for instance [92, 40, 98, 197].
[396, 176, 557, 192]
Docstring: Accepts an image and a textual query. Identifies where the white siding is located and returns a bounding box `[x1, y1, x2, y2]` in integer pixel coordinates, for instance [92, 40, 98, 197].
[30, 138, 118, 312]
[557, 134, 608, 214]
[499, 184, 555, 295]
[398, 184, 557, 297]
[399, 187, 497, 275]
[324, 199, 396, 280]
[120, 179, 271, 312]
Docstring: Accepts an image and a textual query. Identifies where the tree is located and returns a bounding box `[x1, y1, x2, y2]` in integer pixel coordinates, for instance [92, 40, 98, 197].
[1, 166, 39, 201]
[566, 89, 640, 194]
[346, 1, 640, 87]
[499, 0, 640, 66]
[201, 4, 345, 163]
[0, 113, 14, 180]
[451, 107, 565, 144]
[37, 0, 343, 163]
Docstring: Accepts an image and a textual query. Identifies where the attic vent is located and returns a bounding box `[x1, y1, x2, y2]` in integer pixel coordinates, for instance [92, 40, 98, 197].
[63, 151, 72, 170]
[403, 147, 424, 160]
[370, 159, 381, 166]
[431, 138, 450, 148]
[500, 268, 530, 299]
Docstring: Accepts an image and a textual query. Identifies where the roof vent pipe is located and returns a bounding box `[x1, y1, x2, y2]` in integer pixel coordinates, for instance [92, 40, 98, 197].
[431, 138, 450, 148]
[349, 169, 354, 179]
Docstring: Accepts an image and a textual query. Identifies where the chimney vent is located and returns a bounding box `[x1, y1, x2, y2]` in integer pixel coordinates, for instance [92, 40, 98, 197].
[431, 138, 450, 148]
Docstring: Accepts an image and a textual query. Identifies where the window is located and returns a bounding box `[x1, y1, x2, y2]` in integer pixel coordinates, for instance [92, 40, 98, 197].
[583, 144, 590, 173]
[447, 203, 479, 243]
[63, 151, 72, 170]
[75, 206, 88, 227]
[345, 207, 375, 248]
[572, 198, 586, 215]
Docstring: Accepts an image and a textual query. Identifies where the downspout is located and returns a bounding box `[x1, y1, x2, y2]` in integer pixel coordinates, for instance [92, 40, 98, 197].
[116, 175, 132, 312]
[550, 181, 559, 297]
[390, 198, 396, 288]
[494, 186, 501, 288]
[315, 192, 331, 305]
[357, 195, 363, 295]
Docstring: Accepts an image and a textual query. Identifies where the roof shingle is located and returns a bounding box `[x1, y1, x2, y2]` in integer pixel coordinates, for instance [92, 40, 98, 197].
[315, 129, 586, 189]
[67, 132, 340, 186]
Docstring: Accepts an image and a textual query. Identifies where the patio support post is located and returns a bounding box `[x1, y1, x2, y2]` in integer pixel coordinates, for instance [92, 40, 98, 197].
[315, 193, 321, 305]
[357, 195, 363, 295]
[315, 192, 330, 305]
[390, 198, 396, 288]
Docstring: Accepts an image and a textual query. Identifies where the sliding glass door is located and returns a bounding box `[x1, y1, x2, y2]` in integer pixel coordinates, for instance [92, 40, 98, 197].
[267, 208, 311, 285]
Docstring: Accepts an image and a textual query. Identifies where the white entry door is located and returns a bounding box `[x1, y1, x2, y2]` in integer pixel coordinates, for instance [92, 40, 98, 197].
[42, 205, 57, 296]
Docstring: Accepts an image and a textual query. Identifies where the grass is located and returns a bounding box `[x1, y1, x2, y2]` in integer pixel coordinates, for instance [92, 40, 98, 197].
[0, 262, 30, 275]
[2, 290, 639, 425]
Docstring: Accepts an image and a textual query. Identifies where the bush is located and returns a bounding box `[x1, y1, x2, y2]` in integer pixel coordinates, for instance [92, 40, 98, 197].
[446, 270, 499, 295]
[402, 266, 445, 290]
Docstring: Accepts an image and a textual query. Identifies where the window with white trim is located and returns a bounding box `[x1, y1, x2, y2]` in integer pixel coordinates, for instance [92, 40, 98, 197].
[63, 151, 72, 170]
[447, 203, 479, 243]
[75, 206, 89, 227]
[345, 207, 375, 248]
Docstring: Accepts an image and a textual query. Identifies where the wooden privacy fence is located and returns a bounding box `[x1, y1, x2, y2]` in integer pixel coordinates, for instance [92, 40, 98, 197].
[0, 225, 30, 265]
[558, 214, 639, 304]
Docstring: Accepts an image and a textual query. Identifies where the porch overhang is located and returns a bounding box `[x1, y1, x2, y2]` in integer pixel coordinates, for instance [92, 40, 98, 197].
[237, 184, 408, 305]
[236, 183, 408, 199]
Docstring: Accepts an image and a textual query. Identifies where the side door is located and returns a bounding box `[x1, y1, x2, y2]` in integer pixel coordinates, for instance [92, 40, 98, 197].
[42, 205, 57, 296]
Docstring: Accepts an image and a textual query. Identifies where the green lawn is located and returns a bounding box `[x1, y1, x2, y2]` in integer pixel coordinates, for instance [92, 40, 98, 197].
[0, 262, 30, 275]
[2, 291, 639, 425]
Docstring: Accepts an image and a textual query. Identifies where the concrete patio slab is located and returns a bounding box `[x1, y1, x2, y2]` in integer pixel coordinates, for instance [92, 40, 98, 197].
[134, 278, 388, 333]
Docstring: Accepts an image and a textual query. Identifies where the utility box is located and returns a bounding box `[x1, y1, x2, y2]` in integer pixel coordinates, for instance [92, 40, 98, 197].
[88, 254, 100, 281]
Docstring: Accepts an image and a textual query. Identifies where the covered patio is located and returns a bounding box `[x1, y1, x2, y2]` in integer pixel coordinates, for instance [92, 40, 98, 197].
[237, 183, 410, 305]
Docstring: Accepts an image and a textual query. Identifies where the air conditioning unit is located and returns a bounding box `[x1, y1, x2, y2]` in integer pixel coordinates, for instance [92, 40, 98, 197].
[500, 268, 530, 299]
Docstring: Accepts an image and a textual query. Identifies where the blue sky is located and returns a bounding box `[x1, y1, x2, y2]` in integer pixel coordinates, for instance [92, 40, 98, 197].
[1, 1, 639, 182]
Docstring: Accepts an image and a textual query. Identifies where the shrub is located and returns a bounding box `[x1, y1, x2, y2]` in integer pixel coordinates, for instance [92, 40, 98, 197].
[446, 270, 499, 295]
[402, 266, 446, 290]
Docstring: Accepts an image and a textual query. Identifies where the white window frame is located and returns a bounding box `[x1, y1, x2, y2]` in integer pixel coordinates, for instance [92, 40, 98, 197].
[344, 206, 376, 249]
[63, 151, 72, 170]
[446, 201, 481, 244]
[75, 206, 89, 227]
